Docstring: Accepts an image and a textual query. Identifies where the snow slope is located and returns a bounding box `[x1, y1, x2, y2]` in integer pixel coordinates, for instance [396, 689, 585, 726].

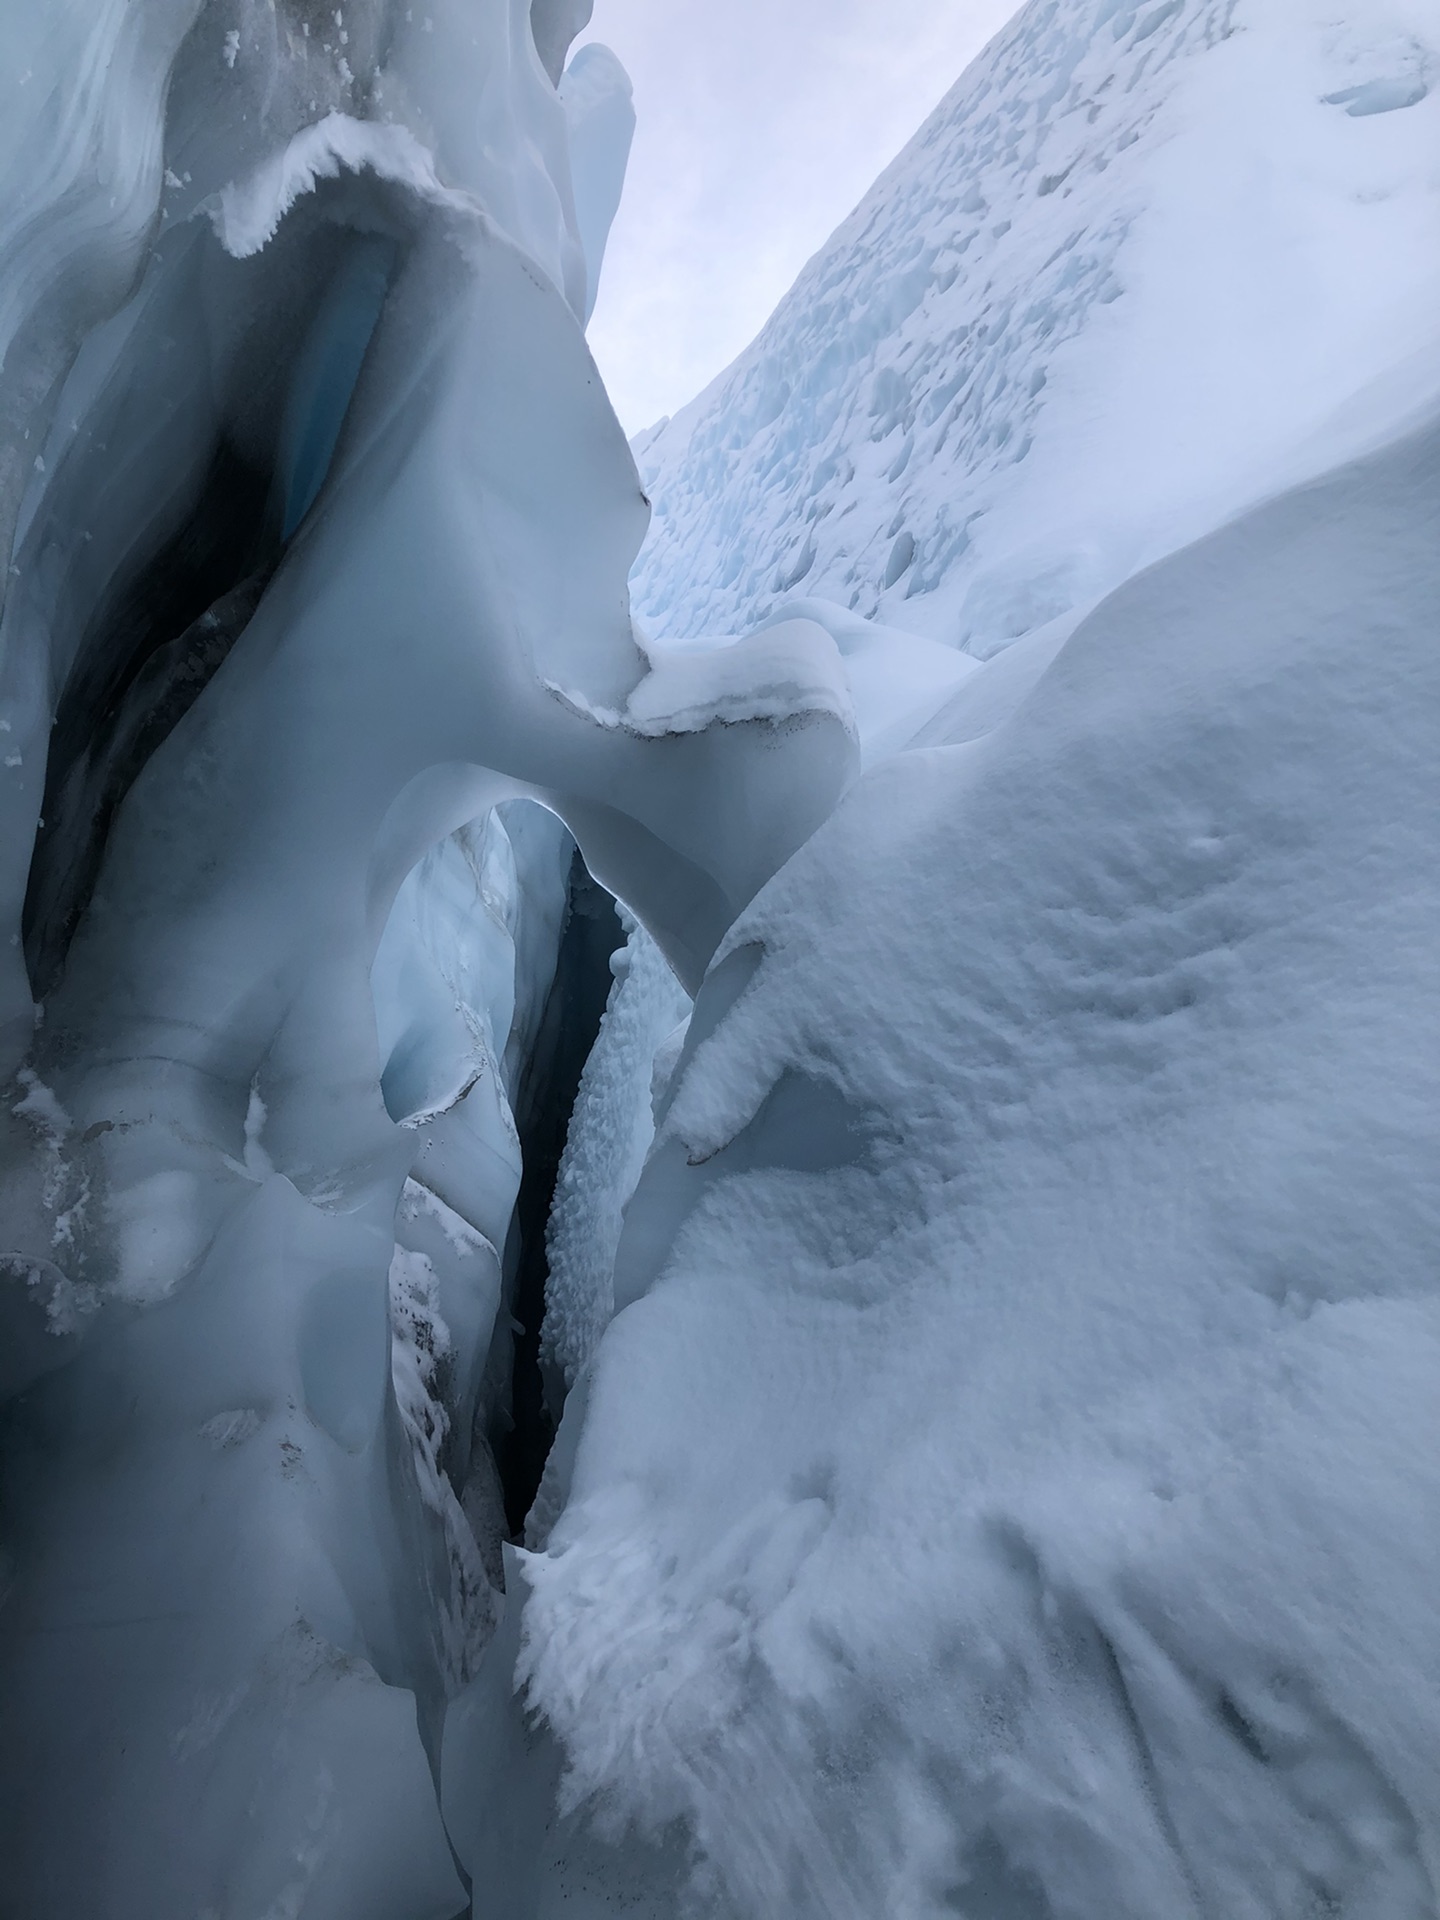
[631, 0, 1440, 658]
[448, 0, 1440, 1914]
[510, 383, 1440, 1920]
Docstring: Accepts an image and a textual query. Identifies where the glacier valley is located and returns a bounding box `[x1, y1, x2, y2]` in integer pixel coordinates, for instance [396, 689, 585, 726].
[0, 1, 1436, 1916]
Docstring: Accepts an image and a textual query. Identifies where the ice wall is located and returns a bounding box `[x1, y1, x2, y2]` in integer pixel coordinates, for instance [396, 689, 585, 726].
[470, 0, 1440, 1913]
[0, 4, 854, 1913]
[510, 391, 1440, 1920]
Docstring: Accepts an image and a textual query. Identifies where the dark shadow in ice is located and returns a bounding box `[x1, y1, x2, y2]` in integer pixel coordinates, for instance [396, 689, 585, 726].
[497, 850, 621, 1536]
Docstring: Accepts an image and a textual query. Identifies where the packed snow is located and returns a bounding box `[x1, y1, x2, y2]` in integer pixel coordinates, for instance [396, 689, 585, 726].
[512, 414, 1440, 1916]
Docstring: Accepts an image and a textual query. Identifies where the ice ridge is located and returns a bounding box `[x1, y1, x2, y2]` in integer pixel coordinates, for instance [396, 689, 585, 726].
[631, 0, 1440, 660]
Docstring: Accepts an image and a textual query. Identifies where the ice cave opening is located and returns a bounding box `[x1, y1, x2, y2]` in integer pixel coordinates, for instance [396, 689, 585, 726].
[21, 174, 413, 1001]
[372, 796, 629, 1554]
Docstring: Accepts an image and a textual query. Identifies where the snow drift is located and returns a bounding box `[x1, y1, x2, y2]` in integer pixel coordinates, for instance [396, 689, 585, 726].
[631, 0, 1440, 660]
[0, 3, 851, 1914]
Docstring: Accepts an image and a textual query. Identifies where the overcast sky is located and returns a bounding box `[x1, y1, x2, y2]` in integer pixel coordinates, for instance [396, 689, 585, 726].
[575, 0, 1023, 435]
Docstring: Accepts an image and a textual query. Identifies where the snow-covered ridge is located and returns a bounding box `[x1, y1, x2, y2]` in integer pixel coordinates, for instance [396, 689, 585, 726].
[631, 0, 1440, 657]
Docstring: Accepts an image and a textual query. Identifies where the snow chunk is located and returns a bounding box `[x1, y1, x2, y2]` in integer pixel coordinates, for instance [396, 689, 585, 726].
[212, 112, 476, 259]
[199, 1407, 263, 1451]
[624, 618, 856, 738]
[10, 1067, 71, 1141]
[755, 595, 979, 764]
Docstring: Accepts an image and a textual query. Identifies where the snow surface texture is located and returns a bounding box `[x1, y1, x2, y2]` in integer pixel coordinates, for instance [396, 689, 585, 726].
[631, 0, 1440, 660]
[1, 0, 1437, 1914]
[0, 3, 860, 1914]
[502, 392, 1440, 1920]
[537, 909, 690, 1412]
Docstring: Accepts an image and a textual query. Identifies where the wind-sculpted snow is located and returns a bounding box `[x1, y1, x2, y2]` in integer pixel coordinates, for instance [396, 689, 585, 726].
[508, 409, 1440, 1919]
[631, 0, 1440, 658]
[440, 17, 1440, 1906]
[559, 44, 636, 326]
[0, 4, 855, 1914]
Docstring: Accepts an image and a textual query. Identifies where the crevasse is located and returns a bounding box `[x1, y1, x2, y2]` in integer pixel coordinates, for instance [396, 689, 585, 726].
[0, 3, 851, 1913]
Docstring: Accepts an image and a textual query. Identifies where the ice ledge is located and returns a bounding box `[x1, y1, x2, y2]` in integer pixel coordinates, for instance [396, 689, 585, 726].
[545, 617, 857, 739]
[211, 113, 478, 260]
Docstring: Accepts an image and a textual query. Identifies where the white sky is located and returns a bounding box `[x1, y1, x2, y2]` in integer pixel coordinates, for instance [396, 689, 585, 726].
[575, 0, 1023, 435]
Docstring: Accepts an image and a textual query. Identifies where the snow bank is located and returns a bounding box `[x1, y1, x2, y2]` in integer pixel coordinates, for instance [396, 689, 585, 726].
[515, 404, 1440, 1917]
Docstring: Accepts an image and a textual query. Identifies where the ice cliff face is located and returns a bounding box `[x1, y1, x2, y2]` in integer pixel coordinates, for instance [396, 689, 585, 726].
[1, 0, 1438, 1916]
[631, 0, 1440, 658]
[0, 4, 854, 1914]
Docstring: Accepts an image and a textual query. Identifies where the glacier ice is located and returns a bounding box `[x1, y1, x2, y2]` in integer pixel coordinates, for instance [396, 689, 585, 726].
[0, 2, 852, 1912]
[630, 0, 1440, 660]
[0, 0, 1437, 1914]
[515, 400, 1440, 1920]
